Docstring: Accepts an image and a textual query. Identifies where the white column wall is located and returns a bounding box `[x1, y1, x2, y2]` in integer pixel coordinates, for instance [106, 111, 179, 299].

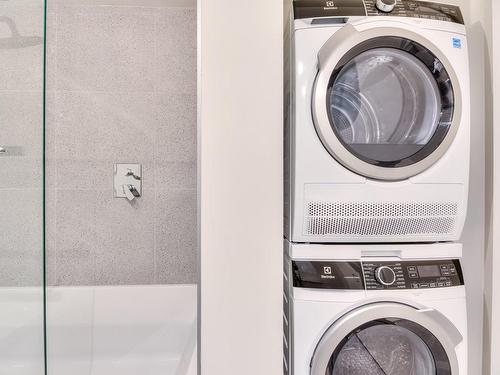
[198, 0, 283, 374]
[485, 0, 498, 373]
[457, 0, 489, 374]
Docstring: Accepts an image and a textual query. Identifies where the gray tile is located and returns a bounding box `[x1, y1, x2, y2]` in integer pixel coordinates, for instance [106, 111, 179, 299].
[54, 187, 157, 286]
[93, 189, 156, 285]
[155, 92, 196, 162]
[0, 189, 43, 287]
[45, 3, 58, 93]
[56, 259, 95, 286]
[156, 161, 196, 190]
[45, 91, 57, 285]
[45, 93, 57, 199]
[0, 259, 43, 287]
[0, 1, 44, 91]
[55, 189, 96, 286]
[45, 187, 57, 286]
[155, 92, 197, 189]
[53, 91, 156, 189]
[56, 5, 156, 92]
[0, 92, 44, 189]
[0, 189, 43, 255]
[155, 189, 197, 284]
[156, 7, 196, 95]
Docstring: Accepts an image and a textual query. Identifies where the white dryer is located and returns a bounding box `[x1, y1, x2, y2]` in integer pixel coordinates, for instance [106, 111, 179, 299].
[285, 0, 470, 243]
[283, 241, 467, 375]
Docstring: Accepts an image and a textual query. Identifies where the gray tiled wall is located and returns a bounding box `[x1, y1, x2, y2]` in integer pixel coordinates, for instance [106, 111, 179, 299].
[0, 0, 44, 287]
[45, 1, 197, 285]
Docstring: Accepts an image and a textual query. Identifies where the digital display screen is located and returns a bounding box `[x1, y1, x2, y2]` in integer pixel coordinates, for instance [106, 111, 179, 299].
[417, 265, 440, 278]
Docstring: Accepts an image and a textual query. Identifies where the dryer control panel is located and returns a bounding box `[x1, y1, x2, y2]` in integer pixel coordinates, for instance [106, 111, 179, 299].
[292, 259, 463, 290]
[293, 0, 464, 24]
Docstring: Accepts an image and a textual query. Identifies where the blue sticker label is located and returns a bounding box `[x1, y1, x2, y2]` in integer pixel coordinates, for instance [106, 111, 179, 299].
[453, 38, 462, 48]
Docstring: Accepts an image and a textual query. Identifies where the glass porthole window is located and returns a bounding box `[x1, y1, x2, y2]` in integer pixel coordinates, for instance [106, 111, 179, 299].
[325, 36, 455, 169]
[327, 319, 452, 375]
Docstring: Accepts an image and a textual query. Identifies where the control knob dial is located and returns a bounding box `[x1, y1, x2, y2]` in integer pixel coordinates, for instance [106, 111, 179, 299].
[375, 266, 397, 286]
[376, 0, 397, 13]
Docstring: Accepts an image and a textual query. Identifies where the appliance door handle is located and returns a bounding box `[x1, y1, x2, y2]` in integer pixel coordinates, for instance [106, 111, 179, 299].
[417, 308, 463, 346]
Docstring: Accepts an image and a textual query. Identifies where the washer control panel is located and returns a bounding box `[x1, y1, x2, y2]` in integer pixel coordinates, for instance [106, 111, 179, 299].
[363, 259, 463, 290]
[292, 259, 463, 290]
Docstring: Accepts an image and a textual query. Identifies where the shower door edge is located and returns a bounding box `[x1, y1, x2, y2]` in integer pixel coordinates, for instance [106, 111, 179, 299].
[42, 0, 48, 374]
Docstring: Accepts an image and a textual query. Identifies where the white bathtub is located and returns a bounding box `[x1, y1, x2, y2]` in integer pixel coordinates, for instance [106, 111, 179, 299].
[0, 287, 45, 375]
[47, 284, 197, 375]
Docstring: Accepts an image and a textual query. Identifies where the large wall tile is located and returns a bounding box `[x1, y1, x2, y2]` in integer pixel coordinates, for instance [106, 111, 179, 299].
[93, 190, 156, 285]
[45, 3, 58, 93]
[155, 189, 197, 284]
[0, 259, 43, 287]
[45, 187, 57, 287]
[54, 91, 156, 190]
[156, 7, 196, 94]
[155, 92, 196, 163]
[0, 92, 43, 189]
[155, 161, 196, 190]
[0, 1, 44, 91]
[56, 5, 156, 92]
[0, 189, 43, 286]
[55, 190, 97, 286]
[155, 92, 197, 189]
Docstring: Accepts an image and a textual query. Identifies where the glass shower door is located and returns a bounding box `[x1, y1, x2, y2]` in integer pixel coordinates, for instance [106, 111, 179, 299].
[0, 1, 46, 374]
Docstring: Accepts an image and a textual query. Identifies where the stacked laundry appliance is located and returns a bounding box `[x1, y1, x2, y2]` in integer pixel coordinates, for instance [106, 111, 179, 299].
[283, 1, 470, 374]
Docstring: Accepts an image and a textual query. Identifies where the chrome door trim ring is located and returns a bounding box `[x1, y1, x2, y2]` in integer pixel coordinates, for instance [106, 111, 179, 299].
[309, 302, 461, 375]
[312, 24, 463, 181]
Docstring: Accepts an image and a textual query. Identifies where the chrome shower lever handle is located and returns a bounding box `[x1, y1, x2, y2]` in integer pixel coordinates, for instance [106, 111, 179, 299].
[114, 164, 142, 200]
[123, 184, 140, 201]
[125, 168, 141, 180]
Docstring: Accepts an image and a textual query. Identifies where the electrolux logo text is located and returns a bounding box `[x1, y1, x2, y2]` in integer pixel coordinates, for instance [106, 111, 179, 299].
[324, 1, 338, 10]
[321, 266, 336, 279]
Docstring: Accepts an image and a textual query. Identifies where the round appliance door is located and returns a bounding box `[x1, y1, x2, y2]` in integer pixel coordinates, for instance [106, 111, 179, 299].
[310, 303, 462, 375]
[312, 26, 462, 181]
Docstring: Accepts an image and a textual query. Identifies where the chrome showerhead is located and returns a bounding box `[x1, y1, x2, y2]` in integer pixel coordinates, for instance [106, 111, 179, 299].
[0, 16, 43, 49]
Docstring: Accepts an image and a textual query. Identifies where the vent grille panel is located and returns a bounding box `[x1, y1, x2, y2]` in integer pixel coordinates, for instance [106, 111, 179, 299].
[305, 202, 459, 237]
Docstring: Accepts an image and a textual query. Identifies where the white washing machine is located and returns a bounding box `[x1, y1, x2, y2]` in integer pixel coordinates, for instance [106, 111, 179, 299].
[283, 241, 467, 374]
[284, 0, 470, 243]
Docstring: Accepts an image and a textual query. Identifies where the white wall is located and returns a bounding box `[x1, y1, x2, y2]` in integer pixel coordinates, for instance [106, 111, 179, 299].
[484, 0, 498, 373]
[198, 0, 283, 374]
[456, 0, 489, 374]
